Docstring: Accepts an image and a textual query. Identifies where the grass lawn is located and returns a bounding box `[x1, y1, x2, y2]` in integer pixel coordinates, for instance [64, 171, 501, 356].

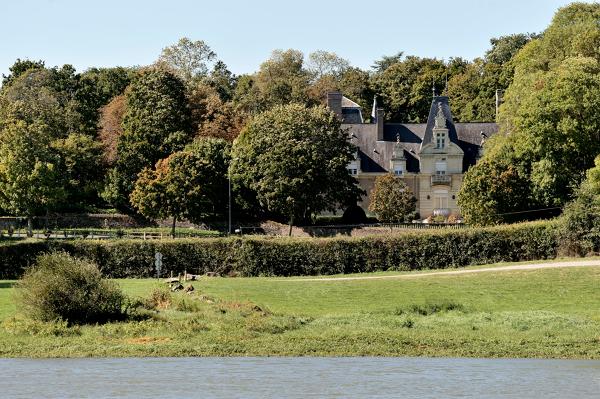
[0, 260, 599, 358]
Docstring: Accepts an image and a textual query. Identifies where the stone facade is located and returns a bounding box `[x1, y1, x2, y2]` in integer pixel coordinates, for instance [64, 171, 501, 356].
[327, 92, 498, 219]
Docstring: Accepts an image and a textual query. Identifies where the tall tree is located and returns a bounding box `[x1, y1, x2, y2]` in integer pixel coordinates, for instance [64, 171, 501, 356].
[156, 37, 216, 83]
[130, 137, 231, 237]
[0, 121, 65, 235]
[103, 68, 192, 209]
[459, 3, 600, 224]
[1, 59, 45, 88]
[231, 103, 363, 233]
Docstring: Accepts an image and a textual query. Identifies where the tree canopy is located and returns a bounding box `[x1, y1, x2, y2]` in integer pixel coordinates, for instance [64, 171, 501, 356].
[459, 2, 600, 224]
[231, 103, 363, 231]
[368, 174, 417, 222]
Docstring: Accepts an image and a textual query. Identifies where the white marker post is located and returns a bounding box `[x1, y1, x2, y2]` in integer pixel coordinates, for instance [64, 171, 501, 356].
[155, 252, 163, 279]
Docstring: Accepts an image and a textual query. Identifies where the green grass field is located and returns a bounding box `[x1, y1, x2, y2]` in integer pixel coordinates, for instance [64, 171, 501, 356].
[0, 261, 599, 358]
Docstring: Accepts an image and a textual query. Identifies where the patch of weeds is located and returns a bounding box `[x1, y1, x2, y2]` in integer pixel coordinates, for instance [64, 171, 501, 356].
[395, 300, 465, 316]
[245, 314, 309, 334]
[2, 316, 81, 337]
[144, 287, 172, 310]
[175, 315, 211, 336]
[401, 318, 414, 328]
[217, 301, 270, 317]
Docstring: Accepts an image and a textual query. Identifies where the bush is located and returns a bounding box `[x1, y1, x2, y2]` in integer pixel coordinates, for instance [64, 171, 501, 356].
[14, 252, 126, 324]
[0, 221, 559, 279]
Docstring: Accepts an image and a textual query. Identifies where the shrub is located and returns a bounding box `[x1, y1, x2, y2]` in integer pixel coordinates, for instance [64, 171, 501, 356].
[0, 221, 559, 279]
[14, 252, 126, 325]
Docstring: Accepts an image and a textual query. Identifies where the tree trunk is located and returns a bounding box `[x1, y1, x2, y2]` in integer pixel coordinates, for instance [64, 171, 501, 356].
[288, 215, 294, 237]
[171, 217, 177, 239]
[27, 216, 33, 238]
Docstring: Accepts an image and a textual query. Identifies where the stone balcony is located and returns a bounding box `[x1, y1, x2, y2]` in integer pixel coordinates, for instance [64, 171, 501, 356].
[431, 175, 452, 186]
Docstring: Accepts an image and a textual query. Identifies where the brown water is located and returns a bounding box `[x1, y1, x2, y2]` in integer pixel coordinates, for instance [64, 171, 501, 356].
[1, 357, 599, 398]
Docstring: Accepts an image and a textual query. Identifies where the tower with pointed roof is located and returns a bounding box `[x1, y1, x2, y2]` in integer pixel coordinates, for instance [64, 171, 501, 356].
[325, 91, 498, 221]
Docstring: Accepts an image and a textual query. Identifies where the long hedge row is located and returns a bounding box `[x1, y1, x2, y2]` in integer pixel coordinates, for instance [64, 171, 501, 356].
[0, 221, 559, 279]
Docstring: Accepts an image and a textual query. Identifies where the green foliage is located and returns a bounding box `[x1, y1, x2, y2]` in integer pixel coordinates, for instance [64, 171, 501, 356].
[0, 121, 65, 219]
[51, 133, 105, 208]
[460, 3, 600, 224]
[559, 156, 600, 255]
[458, 139, 531, 225]
[372, 55, 448, 122]
[103, 68, 192, 208]
[231, 103, 363, 225]
[368, 174, 417, 222]
[157, 37, 217, 83]
[0, 222, 558, 279]
[130, 137, 231, 234]
[14, 252, 125, 324]
[1, 59, 45, 87]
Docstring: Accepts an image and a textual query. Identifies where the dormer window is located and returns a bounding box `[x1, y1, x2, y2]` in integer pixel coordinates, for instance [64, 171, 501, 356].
[394, 165, 403, 176]
[436, 132, 446, 149]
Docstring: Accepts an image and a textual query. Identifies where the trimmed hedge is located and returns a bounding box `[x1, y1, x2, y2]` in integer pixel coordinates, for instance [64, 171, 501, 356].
[0, 221, 559, 279]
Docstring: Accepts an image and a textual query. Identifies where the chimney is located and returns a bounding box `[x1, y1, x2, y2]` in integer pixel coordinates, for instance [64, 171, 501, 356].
[327, 91, 343, 120]
[376, 107, 385, 141]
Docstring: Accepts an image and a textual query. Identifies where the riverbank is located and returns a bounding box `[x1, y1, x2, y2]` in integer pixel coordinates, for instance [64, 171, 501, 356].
[1, 259, 599, 358]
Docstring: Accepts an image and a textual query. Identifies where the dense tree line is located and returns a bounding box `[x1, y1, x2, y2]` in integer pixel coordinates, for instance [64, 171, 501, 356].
[459, 2, 600, 225]
[1, 2, 596, 230]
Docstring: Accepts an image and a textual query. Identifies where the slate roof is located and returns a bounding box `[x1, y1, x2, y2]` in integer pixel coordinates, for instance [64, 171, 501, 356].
[343, 96, 499, 174]
[341, 96, 363, 123]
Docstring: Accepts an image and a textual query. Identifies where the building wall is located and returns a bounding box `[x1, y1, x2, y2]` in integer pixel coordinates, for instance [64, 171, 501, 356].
[355, 172, 463, 218]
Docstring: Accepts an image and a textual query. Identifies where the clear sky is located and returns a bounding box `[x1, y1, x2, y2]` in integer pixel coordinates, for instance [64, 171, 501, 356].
[0, 0, 592, 77]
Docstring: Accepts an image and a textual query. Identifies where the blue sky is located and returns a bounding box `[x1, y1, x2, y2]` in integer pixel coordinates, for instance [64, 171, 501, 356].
[0, 0, 591, 77]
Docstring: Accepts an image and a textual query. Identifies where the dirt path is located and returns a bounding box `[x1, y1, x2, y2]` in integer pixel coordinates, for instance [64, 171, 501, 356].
[280, 259, 600, 282]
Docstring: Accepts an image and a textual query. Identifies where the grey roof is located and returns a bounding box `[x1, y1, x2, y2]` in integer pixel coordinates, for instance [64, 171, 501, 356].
[344, 121, 498, 174]
[341, 96, 361, 108]
[341, 94, 499, 174]
[342, 108, 363, 124]
[420, 96, 459, 150]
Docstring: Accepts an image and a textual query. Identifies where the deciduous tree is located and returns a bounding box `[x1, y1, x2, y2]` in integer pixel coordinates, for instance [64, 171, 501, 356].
[231, 103, 363, 234]
[368, 174, 416, 223]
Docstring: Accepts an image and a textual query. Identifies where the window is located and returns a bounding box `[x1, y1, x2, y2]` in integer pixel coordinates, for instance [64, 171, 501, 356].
[436, 133, 446, 149]
[348, 168, 358, 175]
[435, 161, 447, 175]
[394, 166, 403, 176]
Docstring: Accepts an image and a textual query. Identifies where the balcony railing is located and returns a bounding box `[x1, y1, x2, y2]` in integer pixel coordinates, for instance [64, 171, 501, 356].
[431, 175, 452, 185]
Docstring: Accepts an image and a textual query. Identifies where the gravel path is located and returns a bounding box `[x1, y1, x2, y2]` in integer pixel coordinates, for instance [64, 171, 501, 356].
[280, 259, 600, 282]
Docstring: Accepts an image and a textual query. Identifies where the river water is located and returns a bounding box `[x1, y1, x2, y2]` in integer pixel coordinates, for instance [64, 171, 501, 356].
[1, 357, 598, 398]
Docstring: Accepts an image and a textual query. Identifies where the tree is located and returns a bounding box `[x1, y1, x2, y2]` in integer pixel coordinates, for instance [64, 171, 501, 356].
[130, 137, 231, 237]
[559, 155, 600, 254]
[254, 49, 311, 109]
[372, 52, 404, 73]
[207, 60, 237, 102]
[103, 68, 192, 209]
[0, 68, 77, 137]
[156, 37, 216, 83]
[306, 51, 350, 80]
[485, 33, 539, 65]
[372, 56, 448, 122]
[458, 140, 531, 225]
[231, 103, 363, 234]
[0, 121, 65, 235]
[52, 133, 105, 208]
[368, 174, 416, 222]
[459, 3, 600, 224]
[98, 94, 126, 164]
[1, 59, 45, 87]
